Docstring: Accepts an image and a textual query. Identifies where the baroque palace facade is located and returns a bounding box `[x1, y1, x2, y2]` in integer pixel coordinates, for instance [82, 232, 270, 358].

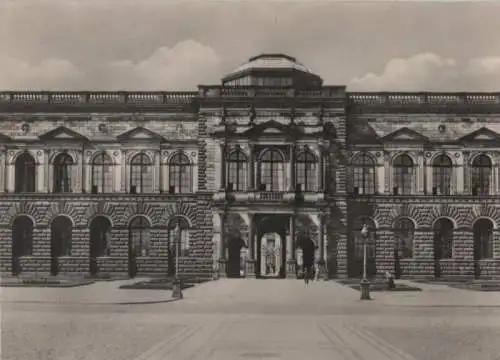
[1, 53, 500, 280]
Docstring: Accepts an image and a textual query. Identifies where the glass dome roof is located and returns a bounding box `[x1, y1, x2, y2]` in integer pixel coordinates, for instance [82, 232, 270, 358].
[222, 54, 322, 87]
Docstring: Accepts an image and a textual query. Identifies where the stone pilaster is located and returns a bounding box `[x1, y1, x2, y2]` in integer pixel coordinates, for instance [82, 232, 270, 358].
[286, 215, 297, 278]
[220, 142, 226, 191]
[248, 143, 255, 190]
[245, 212, 256, 277]
[288, 144, 296, 191]
[0, 149, 6, 193]
[154, 151, 160, 193]
[218, 212, 227, 278]
[121, 150, 127, 193]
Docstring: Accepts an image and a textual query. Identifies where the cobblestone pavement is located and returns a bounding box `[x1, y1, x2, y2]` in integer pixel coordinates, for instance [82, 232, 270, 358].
[2, 279, 500, 360]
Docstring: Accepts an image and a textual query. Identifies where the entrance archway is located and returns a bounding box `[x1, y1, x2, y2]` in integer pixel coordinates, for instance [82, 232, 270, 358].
[51, 216, 73, 276]
[89, 216, 112, 276]
[227, 237, 247, 277]
[260, 232, 283, 277]
[11, 216, 34, 275]
[433, 218, 454, 278]
[473, 218, 494, 278]
[128, 216, 151, 278]
[255, 215, 288, 278]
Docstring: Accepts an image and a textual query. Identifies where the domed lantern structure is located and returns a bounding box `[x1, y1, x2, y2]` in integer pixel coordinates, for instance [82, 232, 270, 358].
[222, 53, 323, 88]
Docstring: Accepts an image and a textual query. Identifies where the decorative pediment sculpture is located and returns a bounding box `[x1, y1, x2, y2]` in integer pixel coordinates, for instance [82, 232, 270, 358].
[382, 127, 429, 143]
[38, 126, 89, 142]
[116, 126, 166, 142]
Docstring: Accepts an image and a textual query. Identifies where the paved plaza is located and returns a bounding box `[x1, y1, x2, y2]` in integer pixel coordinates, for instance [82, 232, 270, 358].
[2, 278, 500, 360]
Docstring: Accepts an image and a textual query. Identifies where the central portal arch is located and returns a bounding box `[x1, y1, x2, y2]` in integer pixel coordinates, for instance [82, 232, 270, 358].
[255, 214, 289, 278]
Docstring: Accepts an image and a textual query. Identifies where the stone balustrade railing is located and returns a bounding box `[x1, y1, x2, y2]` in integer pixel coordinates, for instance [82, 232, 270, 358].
[0, 91, 197, 105]
[1, 89, 498, 105]
[349, 92, 500, 106]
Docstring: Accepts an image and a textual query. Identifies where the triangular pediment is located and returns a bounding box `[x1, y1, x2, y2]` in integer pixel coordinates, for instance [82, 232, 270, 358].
[382, 127, 429, 142]
[117, 127, 166, 142]
[38, 126, 89, 142]
[0, 133, 12, 142]
[243, 120, 303, 137]
[459, 127, 500, 142]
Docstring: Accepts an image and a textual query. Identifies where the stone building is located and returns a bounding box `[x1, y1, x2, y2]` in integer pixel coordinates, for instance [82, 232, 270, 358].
[1, 53, 499, 279]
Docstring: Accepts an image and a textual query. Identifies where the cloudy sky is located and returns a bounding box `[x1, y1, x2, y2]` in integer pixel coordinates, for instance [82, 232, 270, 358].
[1, 0, 499, 91]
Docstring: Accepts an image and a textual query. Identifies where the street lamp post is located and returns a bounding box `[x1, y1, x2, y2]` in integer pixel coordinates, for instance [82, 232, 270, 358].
[171, 217, 183, 299]
[360, 224, 371, 300]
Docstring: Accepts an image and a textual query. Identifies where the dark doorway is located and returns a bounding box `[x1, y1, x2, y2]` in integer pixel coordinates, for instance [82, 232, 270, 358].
[89, 216, 112, 276]
[128, 216, 151, 278]
[473, 219, 494, 279]
[298, 236, 316, 278]
[393, 218, 415, 279]
[227, 237, 245, 278]
[51, 216, 73, 276]
[255, 215, 288, 279]
[433, 218, 454, 278]
[11, 216, 34, 276]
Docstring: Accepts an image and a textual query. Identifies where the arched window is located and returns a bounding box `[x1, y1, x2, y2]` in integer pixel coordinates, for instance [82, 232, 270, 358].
[393, 154, 414, 195]
[130, 153, 153, 194]
[91, 153, 113, 193]
[90, 216, 112, 257]
[473, 219, 494, 259]
[15, 152, 36, 193]
[296, 150, 318, 192]
[12, 216, 33, 257]
[350, 153, 375, 195]
[394, 218, 415, 258]
[129, 216, 151, 257]
[471, 155, 491, 195]
[433, 218, 454, 259]
[227, 150, 247, 191]
[169, 152, 192, 194]
[432, 154, 452, 195]
[51, 216, 73, 256]
[168, 217, 191, 257]
[53, 153, 74, 193]
[259, 149, 285, 191]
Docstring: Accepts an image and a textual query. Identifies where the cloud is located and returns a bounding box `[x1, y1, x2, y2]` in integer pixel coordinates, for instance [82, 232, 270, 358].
[349, 53, 500, 91]
[103, 40, 222, 90]
[0, 40, 222, 90]
[0, 57, 83, 90]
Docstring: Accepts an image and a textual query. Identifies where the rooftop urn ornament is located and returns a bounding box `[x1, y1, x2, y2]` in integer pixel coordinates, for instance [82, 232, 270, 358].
[360, 223, 372, 300]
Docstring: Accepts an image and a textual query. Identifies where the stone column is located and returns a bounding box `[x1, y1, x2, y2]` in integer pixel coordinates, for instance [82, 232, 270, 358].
[416, 153, 424, 194]
[154, 151, 161, 193]
[220, 142, 226, 190]
[422, 156, 428, 195]
[463, 151, 470, 194]
[288, 144, 296, 191]
[36, 151, 44, 193]
[319, 147, 325, 192]
[316, 214, 327, 280]
[426, 157, 433, 195]
[7, 155, 15, 193]
[121, 151, 127, 193]
[286, 215, 297, 278]
[44, 150, 50, 193]
[76, 149, 83, 193]
[0, 149, 5, 192]
[245, 213, 256, 277]
[376, 159, 385, 194]
[218, 212, 227, 278]
[248, 143, 255, 190]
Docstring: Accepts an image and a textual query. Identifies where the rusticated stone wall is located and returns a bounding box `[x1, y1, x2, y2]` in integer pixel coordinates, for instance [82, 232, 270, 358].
[0, 197, 214, 278]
